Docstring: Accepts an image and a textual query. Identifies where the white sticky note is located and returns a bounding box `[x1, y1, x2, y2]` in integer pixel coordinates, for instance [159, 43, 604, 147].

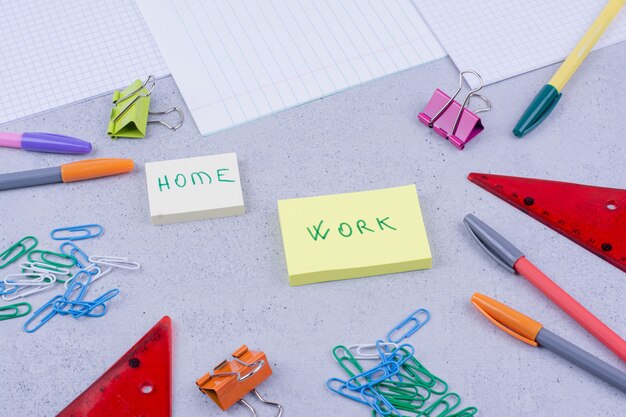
[145, 153, 244, 225]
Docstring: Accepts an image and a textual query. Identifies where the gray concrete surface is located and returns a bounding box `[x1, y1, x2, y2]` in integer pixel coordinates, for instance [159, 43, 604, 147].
[0, 41, 624, 416]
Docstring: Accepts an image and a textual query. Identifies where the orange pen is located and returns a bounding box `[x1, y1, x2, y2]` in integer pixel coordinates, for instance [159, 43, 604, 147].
[0, 158, 134, 191]
[471, 293, 626, 392]
[464, 214, 626, 362]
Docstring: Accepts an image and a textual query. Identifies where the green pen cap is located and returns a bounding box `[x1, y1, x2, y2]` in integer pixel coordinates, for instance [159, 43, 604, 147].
[513, 84, 562, 137]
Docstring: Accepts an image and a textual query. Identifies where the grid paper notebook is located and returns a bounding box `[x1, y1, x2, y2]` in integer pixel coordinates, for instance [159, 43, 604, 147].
[0, 0, 168, 125]
[414, 0, 626, 88]
[136, 0, 446, 135]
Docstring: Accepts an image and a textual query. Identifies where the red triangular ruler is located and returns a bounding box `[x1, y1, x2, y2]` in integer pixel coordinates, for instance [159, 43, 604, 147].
[57, 316, 172, 417]
[468, 172, 626, 273]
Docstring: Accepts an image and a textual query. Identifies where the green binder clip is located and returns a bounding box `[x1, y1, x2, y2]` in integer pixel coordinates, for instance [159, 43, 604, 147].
[108, 75, 184, 139]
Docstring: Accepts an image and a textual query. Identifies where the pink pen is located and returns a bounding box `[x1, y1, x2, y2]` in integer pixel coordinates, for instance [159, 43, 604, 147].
[465, 214, 626, 362]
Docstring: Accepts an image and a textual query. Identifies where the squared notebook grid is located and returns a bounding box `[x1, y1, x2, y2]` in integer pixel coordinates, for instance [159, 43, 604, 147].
[0, 0, 169, 125]
[414, 0, 626, 87]
[141, 0, 445, 134]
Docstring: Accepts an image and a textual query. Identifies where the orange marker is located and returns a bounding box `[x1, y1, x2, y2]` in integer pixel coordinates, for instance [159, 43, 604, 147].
[0, 158, 134, 191]
[464, 214, 626, 362]
[471, 293, 626, 392]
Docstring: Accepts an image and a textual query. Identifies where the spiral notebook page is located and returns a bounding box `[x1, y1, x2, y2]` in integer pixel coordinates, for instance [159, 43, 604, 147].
[136, 0, 446, 135]
[0, 0, 168, 125]
[414, 0, 626, 88]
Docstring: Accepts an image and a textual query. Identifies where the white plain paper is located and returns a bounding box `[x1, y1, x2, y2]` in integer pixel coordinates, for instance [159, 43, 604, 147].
[136, 0, 446, 135]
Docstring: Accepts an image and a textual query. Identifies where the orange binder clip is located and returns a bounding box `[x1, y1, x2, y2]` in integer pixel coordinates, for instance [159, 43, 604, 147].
[196, 345, 283, 416]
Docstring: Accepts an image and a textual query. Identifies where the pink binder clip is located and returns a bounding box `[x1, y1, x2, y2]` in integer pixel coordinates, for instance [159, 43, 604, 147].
[418, 70, 491, 150]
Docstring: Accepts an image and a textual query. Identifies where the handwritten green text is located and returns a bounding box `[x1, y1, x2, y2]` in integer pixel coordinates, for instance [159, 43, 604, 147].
[307, 217, 396, 241]
[158, 168, 235, 192]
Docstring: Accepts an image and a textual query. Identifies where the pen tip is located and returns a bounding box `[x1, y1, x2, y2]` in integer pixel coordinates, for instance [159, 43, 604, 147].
[512, 128, 524, 137]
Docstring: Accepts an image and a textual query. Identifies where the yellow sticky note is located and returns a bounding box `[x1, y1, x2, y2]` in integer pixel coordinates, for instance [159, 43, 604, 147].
[277, 185, 432, 286]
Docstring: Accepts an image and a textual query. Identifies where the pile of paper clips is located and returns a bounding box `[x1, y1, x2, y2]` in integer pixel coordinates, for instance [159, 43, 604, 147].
[327, 308, 478, 416]
[0, 224, 140, 332]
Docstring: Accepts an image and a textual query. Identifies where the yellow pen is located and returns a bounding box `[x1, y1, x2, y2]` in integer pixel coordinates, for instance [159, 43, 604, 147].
[513, 0, 626, 137]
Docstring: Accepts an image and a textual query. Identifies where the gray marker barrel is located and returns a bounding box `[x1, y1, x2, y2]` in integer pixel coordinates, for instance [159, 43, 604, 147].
[537, 328, 626, 392]
[0, 167, 62, 191]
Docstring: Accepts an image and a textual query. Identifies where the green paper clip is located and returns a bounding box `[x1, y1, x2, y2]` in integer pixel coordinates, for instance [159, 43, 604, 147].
[108, 75, 183, 139]
[27, 250, 77, 270]
[0, 302, 32, 321]
[0, 236, 38, 269]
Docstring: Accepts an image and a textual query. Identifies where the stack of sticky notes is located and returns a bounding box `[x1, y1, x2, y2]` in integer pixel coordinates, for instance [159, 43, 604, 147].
[145, 153, 244, 225]
[277, 185, 432, 286]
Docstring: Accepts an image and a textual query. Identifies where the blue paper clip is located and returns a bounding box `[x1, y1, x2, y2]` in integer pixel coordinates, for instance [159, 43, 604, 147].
[375, 339, 396, 361]
[345, 360, 399, 391]
[63, 269, 93, 299]
[54, 299, 102, 318]
[326, 378, 369, 405]
[50, 224, 103, 241]
[23, 295, 63, 333]
[90, 288, 120, 309]
[72, 289, 120, 318]
[373, 340, 411, 383]
[383, 344, 415, 367]
[360, 387, 402, 416]
[54, 286, 119, 319]
[387, 308, 431, 343]
[0, 282, 18, 296]
[53, 266, 120, 319]
[59, 242, 90, 268]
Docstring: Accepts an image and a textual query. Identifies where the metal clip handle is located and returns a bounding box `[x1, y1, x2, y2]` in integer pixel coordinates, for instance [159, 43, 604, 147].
[113, 75, 156, 105]
[112, 75, 157, 124]
[239, 389, 283, 417]
[429, 70, 490, 137]
[213, 357, 265, 382]
[148, 107, 184, 131]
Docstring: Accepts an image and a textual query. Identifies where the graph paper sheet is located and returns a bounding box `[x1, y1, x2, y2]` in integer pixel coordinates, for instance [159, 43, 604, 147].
[0, 0, 168, 125]
[136, 0, 446, 135]
[414, 0, 626, 88]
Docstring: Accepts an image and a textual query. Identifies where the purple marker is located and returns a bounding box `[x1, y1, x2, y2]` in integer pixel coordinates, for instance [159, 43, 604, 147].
[0, 132, 92, 154]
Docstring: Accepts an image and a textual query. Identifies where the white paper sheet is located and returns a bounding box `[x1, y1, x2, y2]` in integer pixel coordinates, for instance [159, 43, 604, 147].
[0, 0, 168, 125]
[414, 0, 626, 87]
[136, 0, 446, 135]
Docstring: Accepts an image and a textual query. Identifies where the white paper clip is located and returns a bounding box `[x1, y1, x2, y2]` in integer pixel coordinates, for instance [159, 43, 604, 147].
[4, 273, 56, 286]
[19, 262, 71, 276]
[90, 266, 114, 284]
[88, 256, 141, 270]
[2, 274, 57, 301]
[63, 264, 114, 289]
[2, 285, 55, 301]
[346, 342, 399, 360]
